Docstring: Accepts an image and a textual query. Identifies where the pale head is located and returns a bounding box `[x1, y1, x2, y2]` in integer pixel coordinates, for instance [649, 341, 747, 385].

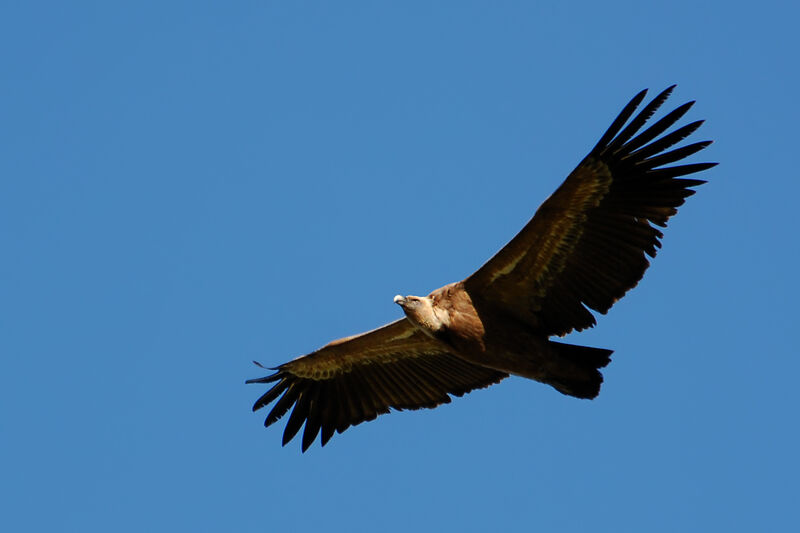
[393, 293, 448, 336]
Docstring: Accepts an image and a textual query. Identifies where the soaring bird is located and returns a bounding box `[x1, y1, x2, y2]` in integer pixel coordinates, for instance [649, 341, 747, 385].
[248, 86, 716, 451]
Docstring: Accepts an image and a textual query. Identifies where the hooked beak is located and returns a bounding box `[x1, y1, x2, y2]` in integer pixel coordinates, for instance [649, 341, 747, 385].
[393, 294, 406, 306]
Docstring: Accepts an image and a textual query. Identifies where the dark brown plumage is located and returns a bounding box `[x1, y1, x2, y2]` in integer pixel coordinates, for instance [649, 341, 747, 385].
[248, 86, 716, 451]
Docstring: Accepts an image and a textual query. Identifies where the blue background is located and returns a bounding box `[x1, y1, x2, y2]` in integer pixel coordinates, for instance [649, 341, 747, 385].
[2, 2, 797, 531]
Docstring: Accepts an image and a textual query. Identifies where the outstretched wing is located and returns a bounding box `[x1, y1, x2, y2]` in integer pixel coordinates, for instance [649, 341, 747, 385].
[247, 319, 507, 451]
[465, 86, 716, 336]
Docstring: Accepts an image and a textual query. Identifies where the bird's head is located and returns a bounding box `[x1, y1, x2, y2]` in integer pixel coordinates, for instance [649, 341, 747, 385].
[393, 294, 447, 334]
[393, 294, 417, 309]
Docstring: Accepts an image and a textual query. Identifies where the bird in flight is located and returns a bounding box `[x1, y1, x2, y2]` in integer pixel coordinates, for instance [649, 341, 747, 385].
[248, 86, 716, 452]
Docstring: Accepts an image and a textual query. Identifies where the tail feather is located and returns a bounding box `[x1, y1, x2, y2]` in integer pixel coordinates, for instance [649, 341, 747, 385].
[546, 341, 613, 399]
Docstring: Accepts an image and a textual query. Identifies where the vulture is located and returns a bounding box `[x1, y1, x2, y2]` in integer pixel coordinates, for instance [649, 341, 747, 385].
[248, 86, 716, 451]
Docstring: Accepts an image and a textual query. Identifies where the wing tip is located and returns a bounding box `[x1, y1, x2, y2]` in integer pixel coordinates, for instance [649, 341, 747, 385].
[245, 371, 283, 385]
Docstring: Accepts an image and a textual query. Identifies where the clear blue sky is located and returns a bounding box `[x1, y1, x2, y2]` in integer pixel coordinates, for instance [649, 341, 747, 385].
[2, 2, 797, 532]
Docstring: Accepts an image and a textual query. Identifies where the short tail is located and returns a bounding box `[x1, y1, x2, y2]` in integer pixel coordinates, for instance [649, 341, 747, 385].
[545, 341, 613, 399]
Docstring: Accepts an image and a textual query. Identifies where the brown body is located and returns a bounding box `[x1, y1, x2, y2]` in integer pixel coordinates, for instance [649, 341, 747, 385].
[249, 86, 716, 451]
[399, 282, 609, 398]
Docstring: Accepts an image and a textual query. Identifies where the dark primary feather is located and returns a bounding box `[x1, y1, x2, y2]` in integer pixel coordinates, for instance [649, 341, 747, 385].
[466, 86, 716, 336]
[248, 344, 507, 452]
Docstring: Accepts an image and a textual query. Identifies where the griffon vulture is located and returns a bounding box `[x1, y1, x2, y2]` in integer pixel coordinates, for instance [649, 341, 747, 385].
[248, 86, 716, 451]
